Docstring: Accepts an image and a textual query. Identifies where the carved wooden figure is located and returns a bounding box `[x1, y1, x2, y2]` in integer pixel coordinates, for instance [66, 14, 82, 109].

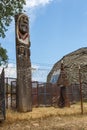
[15, 13, 32, 112]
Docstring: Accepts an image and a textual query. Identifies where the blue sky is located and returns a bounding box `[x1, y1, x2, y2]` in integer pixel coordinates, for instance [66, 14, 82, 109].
[0, 0, 87, 81]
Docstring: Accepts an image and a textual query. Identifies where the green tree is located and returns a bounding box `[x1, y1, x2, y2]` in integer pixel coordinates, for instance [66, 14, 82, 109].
[0, 0, 26, 38]
[0, 45, 8, 66]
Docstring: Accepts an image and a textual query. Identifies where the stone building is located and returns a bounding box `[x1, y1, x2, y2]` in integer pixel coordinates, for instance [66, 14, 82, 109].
[47, 47, 87, 102]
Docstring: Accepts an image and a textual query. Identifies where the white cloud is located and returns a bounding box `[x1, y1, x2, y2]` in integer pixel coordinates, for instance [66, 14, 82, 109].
[24, 0, 62, 25]
[1, 63, 49, 82]
[32, 69, 49, 82]
[4, 63, 16, 78]
[31, 64, 39, 70]
[0, 63, 16, 78]
[25, 0, 53, 8]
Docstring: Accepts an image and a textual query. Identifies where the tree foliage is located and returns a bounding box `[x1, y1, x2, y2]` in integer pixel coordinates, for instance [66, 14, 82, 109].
[0, 0, 26, 38]
[0, 45, 8, 66]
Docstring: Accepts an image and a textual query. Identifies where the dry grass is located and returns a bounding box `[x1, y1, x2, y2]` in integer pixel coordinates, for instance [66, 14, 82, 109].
[1, 103, 87, 130]
[6, 102, 87, 124]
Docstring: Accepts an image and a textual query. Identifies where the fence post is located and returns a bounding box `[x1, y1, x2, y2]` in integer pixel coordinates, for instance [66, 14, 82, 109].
[5, 77, 8, 109]
[79, 65, 83, 114]
[37, 82, 39, 107]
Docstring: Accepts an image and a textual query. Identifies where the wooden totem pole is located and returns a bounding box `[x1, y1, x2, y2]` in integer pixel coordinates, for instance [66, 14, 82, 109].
[15, 13, 32, 112]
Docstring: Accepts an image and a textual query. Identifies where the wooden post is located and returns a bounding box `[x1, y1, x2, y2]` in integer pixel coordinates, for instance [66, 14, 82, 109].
[15, 13, 32, 112]
[79, 65, 83, 114]
[6, 77, 8, 109]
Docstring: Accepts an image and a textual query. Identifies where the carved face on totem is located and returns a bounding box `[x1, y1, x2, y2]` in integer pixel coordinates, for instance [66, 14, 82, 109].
[17, 14, 29, 45]
[19, 16, 28, 34]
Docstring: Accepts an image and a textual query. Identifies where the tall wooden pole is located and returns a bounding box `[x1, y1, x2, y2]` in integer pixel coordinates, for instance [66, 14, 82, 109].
[79, 65, 83, 114]
[15, 13, 32, 112]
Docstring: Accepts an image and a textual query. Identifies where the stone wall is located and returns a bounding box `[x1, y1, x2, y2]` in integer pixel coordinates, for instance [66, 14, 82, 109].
[47, 47, 87, 99]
